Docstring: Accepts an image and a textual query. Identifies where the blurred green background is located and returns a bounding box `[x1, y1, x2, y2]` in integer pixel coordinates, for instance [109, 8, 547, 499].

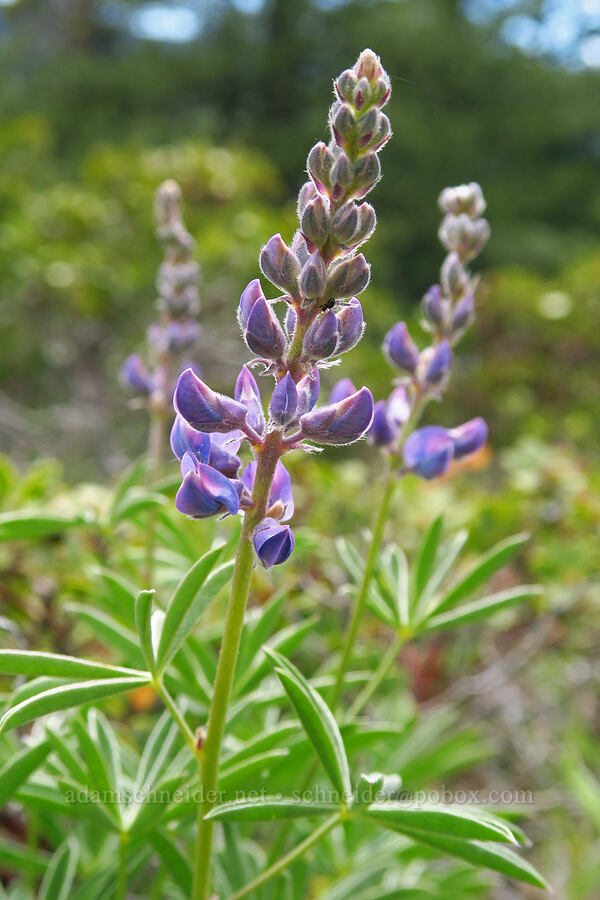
[1, 0, 600, 895]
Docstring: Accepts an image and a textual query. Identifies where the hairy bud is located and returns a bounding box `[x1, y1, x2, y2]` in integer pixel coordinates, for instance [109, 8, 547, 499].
[326, 253, 370, 299]
[307, 142, 334, 194]
[260, 234, 300, 294]
[299, 251, 328, 299]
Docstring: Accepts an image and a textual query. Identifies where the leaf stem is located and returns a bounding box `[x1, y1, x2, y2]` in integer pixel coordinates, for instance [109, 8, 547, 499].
[347, 631, 404, 720]
[225, 813, 341, 900]
[192, 432, 281, 900]
[156, 680, 199, 759]
[116, 833, 128, 900]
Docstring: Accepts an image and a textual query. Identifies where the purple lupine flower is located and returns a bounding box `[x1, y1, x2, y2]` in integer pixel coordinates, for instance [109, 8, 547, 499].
[121, 355, 154, 395]
[368, 400, 398, 447]
[170, 414, 211, 463]
[208, 432, 243, 478]
[244, 293, 287, 360]
[383, 322, 420, 373]
[403, 426, 455, 480]
[242, 460, 294, 521]
[175, 452, 240, 518]
[424, 339, 452, 386]
[303, 310, 339, 360]
[329, 377, 356, 404]
[269, 372, 298, 426]
[175, 368, 247, 434]
[387, 384, 411, 426]
[299, 251, 328, 299]
[300, 386, 374, 446]
[422, 285, 446, 328]
[237, 279, 265, 329]
[234, 365, 265, 435]
[292, 371, 318, 419]
[335, 299, 364, 354]
[451, 293, 475, 332]
[253, 519, 295, 568]
[449, 417, 488, 459]
[259, 234, 300, 294]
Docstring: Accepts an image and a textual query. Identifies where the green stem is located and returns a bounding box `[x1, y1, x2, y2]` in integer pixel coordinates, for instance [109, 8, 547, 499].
[347, 631, 404, 720]
[192, 433, 281, 900]
[116, 833, 128, 900]
[156, 680, 199, 758]
[145, 410, 167, 584]
[330, 464, 396, 709]
[225, 814, 341, 900]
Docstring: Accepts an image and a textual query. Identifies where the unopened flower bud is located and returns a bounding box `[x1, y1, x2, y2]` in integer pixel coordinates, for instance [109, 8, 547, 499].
[175, 368, 247, 433]
[296, 370, 320, 416]
[307, 142, 334, 194]
[234, 364, 265, 435]
[424, 339, 452, 386]
[253, 519, 295, 568]
[354, 48, 381, 83]
[269, 372, 298, 426]
[291, 230, 311, 266]
[329, 377, 356, 404]
[330, 201, 359, 245]
[422, 285, 446, 327]
[303, 309, 338, 360]
[335, 69, 358, 103]
[238, 279, 265, 329]
[449, 417, 488, 459]
[326, 253, 370, 299]
[441, 252, 468, 299]
[383, 322, 419, 373]
[245, 294, 287, 360]
[297, 181, 318, 219]
[368, 400, 398, 447]
[299, 251, 328, 299]
[353, 77, 371, 111]
[439, 213, 490, 261]
[121, 355, 153, 395]
[284, 304, 296, 336]
[387, 385, 410, 425]
[208, 433, 242, 479]
[170, 414, 211, 462]
[300, 386, 374, 446]
[403, 426, 455, 480]
[260, 234, 300, 294]
[301, 196, 329, 247]
[372, 76, 391, 108]
[242, 460, 294, 521]
[438, 182, 486, 218]
[335, 299, 364, 354]
[352, 154, 381, 197]
[331, 102, 356, 146]
[330, 151, 354, 198]
[350, 203, 376, 247]
[155, 179, 181, 225]
[175, 453, 240, 518]
[451, 293, 475, 332]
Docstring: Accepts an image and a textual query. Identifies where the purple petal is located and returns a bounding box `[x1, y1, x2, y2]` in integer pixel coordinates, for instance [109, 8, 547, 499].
[296, 370, 321, 417]
[245, 294, 287, 360]
[174, 368, 247, 434]
[383, 322, 419, 373]
[170, 415, 211, 462]
[234, 364, 265, 435]
[424, 339, 453, 385]
[238, 279, 265, 329]
[335, 299, 364, 355]
[269, 372, 298, 426]
[241, 460, 294, 520]
[387, 385, 411, 426]
[449, 417, 488, 459]
[403, 426, 454, 479]
[300, 386, 374, 446]
[121, 355, 153, 395]
[175, 460, 240, 518]
[253, 519, 295, 567]
[368, 400, 398, 447]
[329, 377, 356, 404]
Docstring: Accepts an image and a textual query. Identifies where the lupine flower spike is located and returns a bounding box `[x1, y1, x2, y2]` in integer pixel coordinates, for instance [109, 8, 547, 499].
[333, 182, 490, 479]
[173, 49, 392, 565]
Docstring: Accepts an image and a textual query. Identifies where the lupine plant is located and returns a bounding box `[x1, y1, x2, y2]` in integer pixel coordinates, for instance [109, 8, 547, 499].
[0, 50, 548, 900]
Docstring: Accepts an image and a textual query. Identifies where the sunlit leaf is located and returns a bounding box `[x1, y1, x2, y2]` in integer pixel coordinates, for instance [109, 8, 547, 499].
[422, 585, 542, 632]
[38, 838, 79, 900]
[206, 795, 340, 822]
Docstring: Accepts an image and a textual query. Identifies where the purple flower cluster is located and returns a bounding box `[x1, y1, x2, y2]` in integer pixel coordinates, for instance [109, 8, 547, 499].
[172, 50, 392, 566]
[121, 180, 201, 413]
[331, 182, 490, 481]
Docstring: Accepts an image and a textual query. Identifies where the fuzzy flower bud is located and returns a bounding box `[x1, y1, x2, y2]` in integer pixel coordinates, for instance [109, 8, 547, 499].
[330, 151, 355, 199]
[307, 142, 334, 194]
[335, 69, 358, 103]
[170, 414, 211, 462]
[301, 196, 329, 247]
[335, 299, 364, 354]
[403, 426, 455, 480]
[438, 182, 486, 218]
[326, 253, 370, 300]
[330, 201, 359, 245]
[354, 48, 381, 82]
[350, 203, 376, 247]
[368, 400, 398, 447]
[421, 285, 446, 328]
[297, 181, 318, 219]
[234, 364, 265, 435]
[175, 368, 247, 434]
[260, 234, 300, 294]
[451, 293, 475, 333]
[331, 101, 357, 147]
[299, 251, 328, 299]
[449, 417, 488, 459]
[245, 294, 287, 360]
[329, 377, 356, 404]
[253, 519, 295, 568]
[441, 252, 469, 299]
[439, 213, 490, 261]
[303, 309, 339, 360]
[296, 370, 320, 416]
[424, 339, 453, 386]
[352, 155, 381, 197]
[238, 279, 265, 329]
[269, 372, 298, 426]
[300, 386, 374, 446]
[383, 322, 419, 373]
[121, 355, 153, 395]
[175, 453, 240, 518]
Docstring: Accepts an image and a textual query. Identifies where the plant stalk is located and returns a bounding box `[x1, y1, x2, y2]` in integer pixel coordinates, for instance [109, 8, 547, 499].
[145, 409, 167, 584]
[347, 630, 404, 720]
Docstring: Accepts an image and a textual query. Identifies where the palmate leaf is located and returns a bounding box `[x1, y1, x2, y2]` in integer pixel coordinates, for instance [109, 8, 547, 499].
[156, 546, 231, 671]
[206, 796, 340, 822]
[265, 648, 351, 799]
[0, 510, 86, 542]
[0, 676, 149, 734]
[38, 838, 79, 900]
[0, 649, 148, 681]
[413, 515, 444, 610]
[421, 585, 542, 633]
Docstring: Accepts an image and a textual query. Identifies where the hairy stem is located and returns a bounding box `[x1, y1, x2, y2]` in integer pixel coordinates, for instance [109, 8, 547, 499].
[192, 432, 281, 900]
[225, 814, 342, 900]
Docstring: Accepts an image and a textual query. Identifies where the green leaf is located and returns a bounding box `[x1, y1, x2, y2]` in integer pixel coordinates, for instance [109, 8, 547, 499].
[56, 778, 121, 831]
[384, 545, 410, 628]
[363, 803, 517, 843]
[0, 740, 50, 807]
[435, 533, 530, 614]
[413, 515, 444, 607]
[38, 839, 78, 900]
[265, 648, 351, 799]
[109, 456, 146, 516]
[0, 677, 149, 734]
[222, 723, 300, 769]
[109, 489, 167, 525]
[219, 749, 289, 792]
[0, 649, 148, 681]
[205, 796, 340, 822]
[156, 546, 228, 671]
[415, 529, 469, 618]
[65, 604, 144, 666]
[92, 567, 137, 624]
[0, 510, 84, 542]
[235, 616, 318, 696]
[237, 591, 284, 677]
[149, 832, 192, 896]
[336, 537, 364, 583]
[135, 590, 156, 675]
[133, 710, 180, 796]
[71, 714, 120, 820]
[422, 585, 542, 633]
[392, 827, 549, 890]
[0, 837, 50, 874]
